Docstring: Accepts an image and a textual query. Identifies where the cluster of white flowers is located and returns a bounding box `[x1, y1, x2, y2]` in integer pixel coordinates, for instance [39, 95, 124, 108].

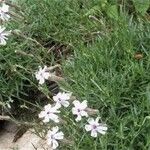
[36, 69, 108, 149]
[38, 91, 72, 149]
[0, 2, 11, 45]
[1, 0, 108, 148]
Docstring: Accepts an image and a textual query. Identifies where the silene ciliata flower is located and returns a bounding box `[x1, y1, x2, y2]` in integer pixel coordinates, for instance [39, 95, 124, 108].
[47, 126, 64, 149]
[53, 92, 72, 108]
[85, 117, 108, 137]
[35, 66, 50, 85]
[38, 103, 61, 123]
[72, 100, 88, 122]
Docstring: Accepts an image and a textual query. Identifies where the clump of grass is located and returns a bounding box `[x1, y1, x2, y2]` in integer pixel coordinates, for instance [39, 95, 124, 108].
[0, 0, 109, 120]
[62, 15, 150, 150]
[0, 1, 56, 118]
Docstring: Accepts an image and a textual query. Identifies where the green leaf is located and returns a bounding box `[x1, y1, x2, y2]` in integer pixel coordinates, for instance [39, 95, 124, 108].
[106, 5, 118, 20]
[133, 0, 150, 15]
[84, 5, 101, 16]
[84, 0, 107, 16]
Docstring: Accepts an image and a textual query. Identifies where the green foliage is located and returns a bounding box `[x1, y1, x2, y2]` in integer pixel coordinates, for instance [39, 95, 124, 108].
[133, 0, 150, 15]
[106, 4, 118, 19]
[63, 18, 150, 149]
[85, 0, 119, 20]
[1, 0, 150, 149]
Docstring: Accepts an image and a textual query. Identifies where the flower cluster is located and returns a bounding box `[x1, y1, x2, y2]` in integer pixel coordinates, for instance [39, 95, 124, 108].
[38, 91, 72, 149]
[36, 67, 108, 149]
[1, 0, 108, 149]
[0, 2, 11, 45]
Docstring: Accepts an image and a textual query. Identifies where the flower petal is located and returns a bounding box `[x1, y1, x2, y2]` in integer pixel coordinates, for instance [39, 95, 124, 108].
[87, 118, 95, 125]
[54, 131, 64, 140]
[0, 38, 6, 45]
[80, 110, 88, 117]
[53, 102, 61, 110]
[62, 100, 70, 107]
[51, 126, 59, 135]
[39, 77, 45, 84]
[0, 27, 6, 33]
[72, 107, 77, 115]
[85, 125, 92, 131]
[72, 100, 80, 107]
[75, 115, 82, 122]
[95, 117, 100, 124]
[80, 100, 87, 109]
[91, 130, 98, 137]
[43, 115, 50, 123]
[35, 73, 41, 80]
[38, 111, 46, 118]
[44, 104, 52, 110]
[97, 126, 108, 135]
[1, 4, 9, 12]
[47, 138, 52, 145]
[43, 72, 50, 79]
[49, 113, 59, 123]
[53, 95, 58, 102]
[52, 139, 59, 149]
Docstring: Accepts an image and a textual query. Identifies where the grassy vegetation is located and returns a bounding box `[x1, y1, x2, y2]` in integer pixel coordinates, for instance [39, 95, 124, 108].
[1, 0, 150, 149]
[63, 21, 150, 149]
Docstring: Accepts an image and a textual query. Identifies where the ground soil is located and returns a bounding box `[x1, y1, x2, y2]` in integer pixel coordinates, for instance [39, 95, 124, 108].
[0, 121, 51, 150]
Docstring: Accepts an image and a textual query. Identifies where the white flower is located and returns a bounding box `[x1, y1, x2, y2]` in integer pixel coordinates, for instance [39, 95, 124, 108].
[39, 103, 61, 123]
[35, 66, 50, 84]
[0, 3, 10, 21]
[0, 26, 11, 45]
[47, 126, 64, 149]
[85, 117, 108, 137]
[72, 100, 88, 122]
[53, 92, 72, 107]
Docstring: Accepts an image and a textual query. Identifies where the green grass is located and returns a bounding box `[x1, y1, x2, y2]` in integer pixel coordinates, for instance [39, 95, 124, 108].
[0, 0, 150, 149]
[62, 20, 150, 149]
